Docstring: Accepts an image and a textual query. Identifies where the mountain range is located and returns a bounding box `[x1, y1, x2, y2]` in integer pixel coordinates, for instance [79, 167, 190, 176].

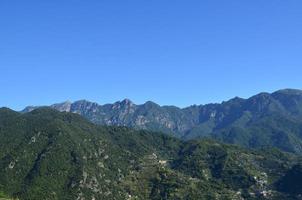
[1, 107, 302, 199]
[22, 89, 302, 154]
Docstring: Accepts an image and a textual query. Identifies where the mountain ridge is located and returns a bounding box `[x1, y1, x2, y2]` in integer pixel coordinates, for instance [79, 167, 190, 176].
[22, 89, 302, 113]
[20, 88, 302, 153]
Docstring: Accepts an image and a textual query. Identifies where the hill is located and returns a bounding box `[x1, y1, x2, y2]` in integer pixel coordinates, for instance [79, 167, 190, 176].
[1, 108, 302, 199]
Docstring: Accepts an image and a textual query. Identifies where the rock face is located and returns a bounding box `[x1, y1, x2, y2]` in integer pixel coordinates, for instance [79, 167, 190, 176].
[22, 89, 302, 153]
[51, 101, 72, 112]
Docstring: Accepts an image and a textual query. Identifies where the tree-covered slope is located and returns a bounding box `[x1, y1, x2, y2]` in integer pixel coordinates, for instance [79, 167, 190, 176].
[0, 190, 16, 200]
[0, 108, 180, 199]
[1, 108, 302, 199]
[22, 89, 302, 153]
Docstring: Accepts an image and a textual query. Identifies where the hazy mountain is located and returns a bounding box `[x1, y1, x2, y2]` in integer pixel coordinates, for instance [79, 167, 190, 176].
[1, 108, 302, 199]
[22, 89, 302, 154]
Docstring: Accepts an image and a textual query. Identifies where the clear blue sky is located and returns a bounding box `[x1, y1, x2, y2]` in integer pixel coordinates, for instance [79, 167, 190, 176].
[1, 1, 302, 110]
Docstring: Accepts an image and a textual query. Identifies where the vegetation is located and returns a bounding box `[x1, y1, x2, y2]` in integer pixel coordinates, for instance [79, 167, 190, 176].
[0, 191, 16, 200]
[1, 107, 302, 199]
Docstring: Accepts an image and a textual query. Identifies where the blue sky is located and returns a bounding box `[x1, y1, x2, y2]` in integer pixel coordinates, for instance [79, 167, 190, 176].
[1, 1, 302, 110]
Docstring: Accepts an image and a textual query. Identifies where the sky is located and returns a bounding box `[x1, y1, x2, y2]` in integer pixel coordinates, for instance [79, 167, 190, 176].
[1, 0, 302, 110]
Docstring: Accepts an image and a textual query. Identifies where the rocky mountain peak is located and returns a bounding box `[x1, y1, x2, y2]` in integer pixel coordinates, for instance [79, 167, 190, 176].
[112, 99, 135, 110]
[121, 98, 134, 106]
[51, 101, 72, 112]
[21, 106, 38, 113]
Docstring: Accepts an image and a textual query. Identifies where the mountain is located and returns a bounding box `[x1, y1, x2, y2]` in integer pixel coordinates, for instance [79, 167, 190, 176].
[22, 89, 302, 154]
[1, 107, 302, 199]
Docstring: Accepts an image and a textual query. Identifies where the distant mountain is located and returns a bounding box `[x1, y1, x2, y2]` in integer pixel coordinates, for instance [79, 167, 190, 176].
[22, 89, 302, 153]
[1, 108, 302, 199]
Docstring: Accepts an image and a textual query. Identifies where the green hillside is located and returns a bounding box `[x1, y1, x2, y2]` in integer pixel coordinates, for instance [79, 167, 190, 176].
[1, 108, 302, 199]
